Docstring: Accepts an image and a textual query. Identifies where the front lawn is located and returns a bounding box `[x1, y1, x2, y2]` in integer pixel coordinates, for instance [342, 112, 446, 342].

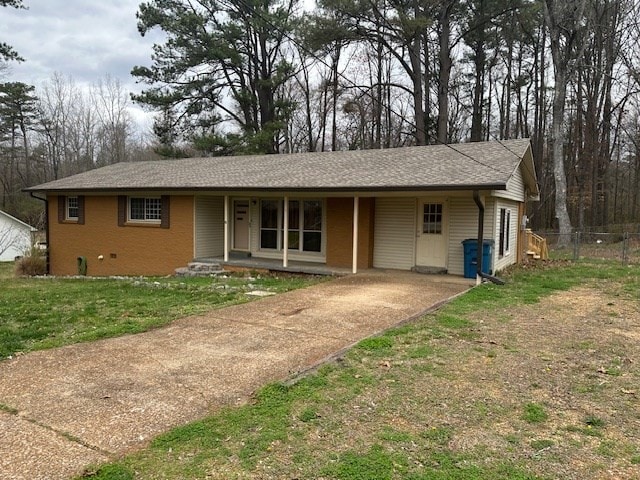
[83, 260, 640, 480]
[0, 262, 320, 358]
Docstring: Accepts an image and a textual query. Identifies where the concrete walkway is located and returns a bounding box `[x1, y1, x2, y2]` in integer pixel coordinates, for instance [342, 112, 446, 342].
[0, 271, 472, 479]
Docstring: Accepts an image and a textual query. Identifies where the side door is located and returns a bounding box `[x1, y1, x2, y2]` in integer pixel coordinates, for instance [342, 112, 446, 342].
[415, 199, 448, 268]
[233, 200, 250, 250]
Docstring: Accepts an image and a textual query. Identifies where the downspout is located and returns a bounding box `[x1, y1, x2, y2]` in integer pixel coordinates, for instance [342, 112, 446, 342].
[473, 190, 504, 285]
[30, 192, 49, 275]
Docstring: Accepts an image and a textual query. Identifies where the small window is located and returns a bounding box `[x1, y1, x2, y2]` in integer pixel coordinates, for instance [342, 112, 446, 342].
[129, 197, 162, 222]
[422, 203, 442, 234]
[66, 196, 79, 220]
[499, 208, 511, 256]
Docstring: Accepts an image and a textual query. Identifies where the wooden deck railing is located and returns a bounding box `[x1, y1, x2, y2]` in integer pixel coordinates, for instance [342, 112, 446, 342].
[525, 229, 549, 260]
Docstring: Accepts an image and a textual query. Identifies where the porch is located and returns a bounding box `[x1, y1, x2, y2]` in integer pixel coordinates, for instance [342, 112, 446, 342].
[181, 255, 475, 286]
[192, 255, 352, 276]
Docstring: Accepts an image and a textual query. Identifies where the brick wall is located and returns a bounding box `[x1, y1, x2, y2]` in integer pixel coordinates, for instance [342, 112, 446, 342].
[326, 197, 375, 269]
[48, 195, 194, 276]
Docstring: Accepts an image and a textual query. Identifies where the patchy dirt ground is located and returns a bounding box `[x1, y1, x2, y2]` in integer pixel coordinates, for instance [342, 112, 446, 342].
[231, 282, 640, 480]
[437, 286, 640, 479]
[329, 284, 640, 479]
[477, 285, 640, 479]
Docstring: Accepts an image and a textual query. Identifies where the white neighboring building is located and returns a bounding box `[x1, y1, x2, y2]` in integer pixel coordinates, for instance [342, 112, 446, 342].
[0, 210, 36, 261]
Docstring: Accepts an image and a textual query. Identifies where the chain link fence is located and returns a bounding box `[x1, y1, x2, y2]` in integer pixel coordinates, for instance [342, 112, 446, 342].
[540, 231, 640, 265]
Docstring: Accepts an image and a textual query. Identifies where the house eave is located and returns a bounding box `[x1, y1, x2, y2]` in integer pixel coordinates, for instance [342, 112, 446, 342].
[24, 183, 508, 195]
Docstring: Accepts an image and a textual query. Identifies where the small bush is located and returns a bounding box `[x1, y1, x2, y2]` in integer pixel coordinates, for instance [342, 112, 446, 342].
[15, 250, 46, 276]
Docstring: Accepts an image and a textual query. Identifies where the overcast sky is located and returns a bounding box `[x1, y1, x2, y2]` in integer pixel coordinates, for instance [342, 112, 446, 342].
[1, 0, 164, 131]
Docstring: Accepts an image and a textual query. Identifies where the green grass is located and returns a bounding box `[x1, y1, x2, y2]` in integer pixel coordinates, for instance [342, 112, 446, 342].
[0, 264, 320, 358]
[523, 403, 548, 424]
[66, 259, 640, 479]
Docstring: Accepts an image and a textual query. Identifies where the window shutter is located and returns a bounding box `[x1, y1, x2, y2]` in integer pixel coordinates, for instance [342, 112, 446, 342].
[77, 196, 85, 225]
[161, 195, 170, 229]
[58, 196, 66, 223]
[118, 196, 127, 226]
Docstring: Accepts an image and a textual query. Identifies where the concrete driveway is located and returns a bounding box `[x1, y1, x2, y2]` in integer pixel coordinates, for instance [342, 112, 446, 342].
[0, 271, 472, 479]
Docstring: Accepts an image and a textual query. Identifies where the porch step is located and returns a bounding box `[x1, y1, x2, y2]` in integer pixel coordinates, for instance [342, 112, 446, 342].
[412, 266, 448, 275]
[175, 261, 224, 277]
[526, 250, 541, 260]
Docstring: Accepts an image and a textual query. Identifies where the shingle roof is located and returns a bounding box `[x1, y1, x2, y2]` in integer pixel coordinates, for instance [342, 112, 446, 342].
[25, 139, 535, 193]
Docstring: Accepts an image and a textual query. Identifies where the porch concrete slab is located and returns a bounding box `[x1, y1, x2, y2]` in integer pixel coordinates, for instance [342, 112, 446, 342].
[0, 270, 472, 480]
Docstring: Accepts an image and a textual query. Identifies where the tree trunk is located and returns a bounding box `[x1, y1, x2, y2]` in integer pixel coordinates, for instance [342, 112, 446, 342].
[550, 66, 573, 241]
[470, 40, 485, 142]
[410, 32, 426, 145]
[437, 3, 453, 144]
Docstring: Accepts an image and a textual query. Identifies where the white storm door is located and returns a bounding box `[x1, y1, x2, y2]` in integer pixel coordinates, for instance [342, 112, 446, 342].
[233, 200, 250, 250]
[415, 200, 448, 268]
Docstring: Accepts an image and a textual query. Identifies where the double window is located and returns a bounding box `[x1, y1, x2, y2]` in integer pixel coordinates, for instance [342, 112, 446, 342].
[260, 199, 323, 253]
[129, 197, 162, 222]
[118, 195, 169, 228]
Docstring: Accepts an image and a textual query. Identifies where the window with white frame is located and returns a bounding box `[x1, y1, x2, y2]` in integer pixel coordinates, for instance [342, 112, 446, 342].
[129, 197, 162, 222]
[422, 203, 443, 234]
[499, 208, 511, 256]
[66, 196, 79, 220]
[260, 198, 323, 253]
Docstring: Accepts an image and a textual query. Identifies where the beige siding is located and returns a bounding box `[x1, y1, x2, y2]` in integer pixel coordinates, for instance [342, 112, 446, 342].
[194, 196, 224, 258]
[448, 198, 478, 276]
[493, 198, 520, 272]
[373, 197, 416, 270]
[496, 165, 525, 202]
[447, 196, 496, 276]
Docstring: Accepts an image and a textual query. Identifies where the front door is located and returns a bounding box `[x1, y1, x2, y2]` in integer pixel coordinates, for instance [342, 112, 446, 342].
[415, 200, 448, 268]
[233, 200, 250, 250]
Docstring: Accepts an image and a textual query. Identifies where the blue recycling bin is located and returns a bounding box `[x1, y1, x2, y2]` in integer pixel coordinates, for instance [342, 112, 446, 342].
[462, 239, 494, 278]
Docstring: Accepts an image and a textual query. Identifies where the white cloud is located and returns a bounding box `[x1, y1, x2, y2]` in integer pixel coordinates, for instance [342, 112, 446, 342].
[1, 0, 163, 131]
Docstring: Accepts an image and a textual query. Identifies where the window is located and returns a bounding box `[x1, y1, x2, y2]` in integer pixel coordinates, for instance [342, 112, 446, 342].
[260, 200, 279, 249]
[118, 195, 169, 228]
[302, 200, 322, 252]
[499, 208, 511, 256]
[66, 196, 79, 220]
[422, 203, 443, 234]
[58, 195, 84, 224]
[286, 200, 300, 249]
[129, 197, 162, 222]
[259, 198, 323, 253]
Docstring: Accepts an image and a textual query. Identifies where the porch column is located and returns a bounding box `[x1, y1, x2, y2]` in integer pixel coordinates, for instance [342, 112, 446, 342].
[352, 196, 359, 274]
[283, 196, 289, 268]
[223, 195, 229, 262]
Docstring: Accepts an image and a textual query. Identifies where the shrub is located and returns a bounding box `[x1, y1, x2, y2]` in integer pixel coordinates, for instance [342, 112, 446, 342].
[15, 249, 46, 276]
